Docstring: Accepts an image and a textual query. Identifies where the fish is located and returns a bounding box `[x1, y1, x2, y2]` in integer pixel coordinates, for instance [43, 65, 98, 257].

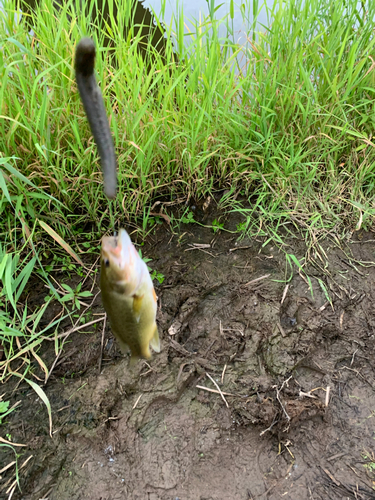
[100, 228, 160, 364]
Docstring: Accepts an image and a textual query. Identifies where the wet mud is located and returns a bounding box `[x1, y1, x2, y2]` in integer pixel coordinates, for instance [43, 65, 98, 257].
[2, 211, 375, 500]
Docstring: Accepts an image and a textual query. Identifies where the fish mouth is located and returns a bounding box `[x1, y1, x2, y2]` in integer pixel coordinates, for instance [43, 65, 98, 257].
[101, 236, 122, 262]
[101, 229, 137, 279]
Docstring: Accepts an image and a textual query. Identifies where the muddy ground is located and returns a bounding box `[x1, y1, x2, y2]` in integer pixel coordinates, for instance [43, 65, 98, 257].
[2, 209, 375, 500]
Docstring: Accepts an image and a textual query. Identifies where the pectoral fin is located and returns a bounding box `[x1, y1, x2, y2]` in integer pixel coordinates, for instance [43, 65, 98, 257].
[132, 294, 144, 322]
[150, 323, 160, 353]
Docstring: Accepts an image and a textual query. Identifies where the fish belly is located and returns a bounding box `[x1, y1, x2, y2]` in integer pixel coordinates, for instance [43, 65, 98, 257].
[102, 290, 158, 360]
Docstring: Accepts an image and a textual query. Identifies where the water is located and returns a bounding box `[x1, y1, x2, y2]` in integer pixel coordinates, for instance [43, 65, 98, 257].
[0, 0, 272, 47]
[144, 0, 270, 44]
[0, 0, 274, 72]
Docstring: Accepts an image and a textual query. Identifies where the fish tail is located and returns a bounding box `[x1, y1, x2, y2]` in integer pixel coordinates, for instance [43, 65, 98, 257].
[129, 343, 152, 365]
[150, 324, 160, 353]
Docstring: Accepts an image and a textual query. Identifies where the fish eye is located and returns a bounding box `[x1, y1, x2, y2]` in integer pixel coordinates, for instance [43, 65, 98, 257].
[104, 258, 110, 267]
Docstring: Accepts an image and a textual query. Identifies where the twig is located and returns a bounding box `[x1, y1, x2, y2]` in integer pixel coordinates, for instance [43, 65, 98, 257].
[325, 386, 330, 407]
[132, 394, 143, 410]
[186, 243, 211, 248]
[321, 466, 341, 487]
[57, 290, 101, 338]
[205, 373, 229, 407]
[38, 307, 64, 336]
[221, 364, 227, 384]
[185, 246, 216, 257]
[140, 360, 160, 378]
[299, 391, 318, 399]
[229, 245, 252, 252]
[260, 376, 295, 436]
[281, 284, 289, 304]
[81, 256, 100, 289]
[350, 349, 358, 367]
[244, 274, 270, 287]
[327, 452, 345, 462]
[341, 365, 369, 384]
[6, 480, 17, 496]
[202, 340, 216, 357]
[274, 376, 292, 423]
[319, 301, 330, 312]
[339, 311, 345, 330]
[59, 316, 106, 339]
[98, 314, 107, 374]
[196, 385, 242, 397]
[56, 405, 71, 412]
[259, 416, 278, 437]
[103, 415, 121, 423]
[0, 462, 16, 474]
[284, 440, 295, 459]
[19, 455, 33, 470]
[0, 437, 26, 447]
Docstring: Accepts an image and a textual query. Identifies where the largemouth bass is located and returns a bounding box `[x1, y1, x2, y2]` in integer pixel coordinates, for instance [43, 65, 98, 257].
[100, 229, 160, 363]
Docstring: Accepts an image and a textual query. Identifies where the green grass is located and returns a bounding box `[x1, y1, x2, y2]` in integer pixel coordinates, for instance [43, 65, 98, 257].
[0, 0, 373, 229]
[0, 0, 375, 434]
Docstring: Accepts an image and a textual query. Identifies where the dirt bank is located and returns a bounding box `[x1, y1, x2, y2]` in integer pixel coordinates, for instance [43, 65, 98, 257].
[2, 212, 375, 500]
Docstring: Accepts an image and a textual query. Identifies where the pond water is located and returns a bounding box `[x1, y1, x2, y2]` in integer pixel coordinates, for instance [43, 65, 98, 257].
[0, 0, 272, 47]
[145, 0, 271, 43]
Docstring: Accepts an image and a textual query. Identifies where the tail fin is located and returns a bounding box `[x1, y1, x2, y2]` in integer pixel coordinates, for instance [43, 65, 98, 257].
[150, 324, 160, 353]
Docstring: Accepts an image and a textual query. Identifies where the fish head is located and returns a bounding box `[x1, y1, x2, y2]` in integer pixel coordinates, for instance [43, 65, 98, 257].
[101, 229, 144, 295]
